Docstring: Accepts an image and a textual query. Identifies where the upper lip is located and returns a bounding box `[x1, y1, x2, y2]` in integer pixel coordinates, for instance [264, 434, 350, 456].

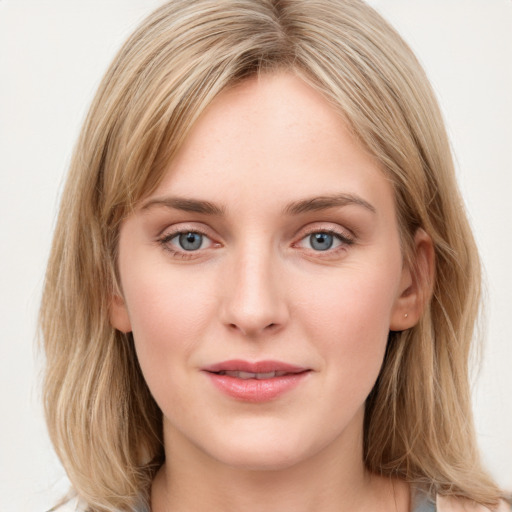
[202, 359, 309, 374]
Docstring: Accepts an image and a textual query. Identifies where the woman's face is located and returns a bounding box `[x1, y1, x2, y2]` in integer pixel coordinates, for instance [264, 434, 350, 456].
[112, 73, 415, 471]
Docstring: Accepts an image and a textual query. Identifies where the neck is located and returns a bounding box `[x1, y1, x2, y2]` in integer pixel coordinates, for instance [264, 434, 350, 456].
[151, 409, 410, 512]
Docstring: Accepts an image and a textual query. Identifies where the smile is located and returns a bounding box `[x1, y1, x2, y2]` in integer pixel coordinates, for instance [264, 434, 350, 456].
[215, 370, 292, 379]
[202, 360, 311, 402]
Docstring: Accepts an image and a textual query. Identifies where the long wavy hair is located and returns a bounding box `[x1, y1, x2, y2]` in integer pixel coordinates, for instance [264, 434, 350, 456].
[40, 1, 504, 510]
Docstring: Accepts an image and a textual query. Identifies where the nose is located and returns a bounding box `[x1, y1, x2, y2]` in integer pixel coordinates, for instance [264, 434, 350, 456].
[218, 244, 289, 338]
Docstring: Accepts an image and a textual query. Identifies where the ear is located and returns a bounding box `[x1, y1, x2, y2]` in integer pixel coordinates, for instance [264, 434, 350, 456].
[109, 293, 132, 333]
[390, 228, 435, 331]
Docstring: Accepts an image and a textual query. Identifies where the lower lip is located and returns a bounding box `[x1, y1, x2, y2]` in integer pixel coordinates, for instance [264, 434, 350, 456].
[204, 372, 309, 403]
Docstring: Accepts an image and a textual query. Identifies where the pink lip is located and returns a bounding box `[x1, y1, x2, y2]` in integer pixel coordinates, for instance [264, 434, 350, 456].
[202, 359, 310, 403]
[203, 359, 307, 374]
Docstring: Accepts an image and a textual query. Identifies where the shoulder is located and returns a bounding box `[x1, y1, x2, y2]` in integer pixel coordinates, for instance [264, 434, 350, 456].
[437, 495, 511, 512]
[412, 488, 511, 512]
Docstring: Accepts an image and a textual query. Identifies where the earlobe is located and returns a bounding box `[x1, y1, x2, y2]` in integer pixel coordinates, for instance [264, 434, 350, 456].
[109, 294, 132, 333]
[390, 228, 435, 331]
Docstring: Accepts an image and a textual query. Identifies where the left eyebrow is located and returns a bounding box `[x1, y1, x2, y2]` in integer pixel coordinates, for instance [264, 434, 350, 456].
[283, 193, 376, 215]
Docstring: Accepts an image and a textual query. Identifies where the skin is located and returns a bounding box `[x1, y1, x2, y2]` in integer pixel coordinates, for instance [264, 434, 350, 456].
[111, 72, 432, 512]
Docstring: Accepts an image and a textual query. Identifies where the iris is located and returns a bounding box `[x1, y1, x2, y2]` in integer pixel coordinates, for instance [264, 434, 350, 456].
[310, 233, 334, 251]
[179, 232, 203, 251]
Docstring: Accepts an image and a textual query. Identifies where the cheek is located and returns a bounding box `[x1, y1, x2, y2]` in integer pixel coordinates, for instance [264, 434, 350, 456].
[124, 258, 213, 337]
[121, 265, 216, 386]
[122, 270, 222, 428]
[294, 262, 400, 379]
[300, 265, 398, 331]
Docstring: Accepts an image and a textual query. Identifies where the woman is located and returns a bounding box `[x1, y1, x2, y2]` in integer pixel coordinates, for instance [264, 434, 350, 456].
[40, 1, 510, 511]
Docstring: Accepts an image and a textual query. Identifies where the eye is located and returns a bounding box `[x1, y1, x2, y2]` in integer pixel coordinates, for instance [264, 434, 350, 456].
[159, 229, 215, 255]
[296, 229, 353, 253]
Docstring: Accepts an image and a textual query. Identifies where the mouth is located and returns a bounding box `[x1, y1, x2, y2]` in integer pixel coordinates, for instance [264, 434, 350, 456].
[202, 359, 309, 375]
[211, 370, 299, 379]
[202, 360, 311, 402]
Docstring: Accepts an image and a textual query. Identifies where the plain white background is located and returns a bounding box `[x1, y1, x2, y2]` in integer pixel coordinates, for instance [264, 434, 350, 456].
[0, 1, 511, 510]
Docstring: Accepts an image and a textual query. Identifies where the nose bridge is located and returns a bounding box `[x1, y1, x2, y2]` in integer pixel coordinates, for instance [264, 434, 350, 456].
[220, 236, 288, 337]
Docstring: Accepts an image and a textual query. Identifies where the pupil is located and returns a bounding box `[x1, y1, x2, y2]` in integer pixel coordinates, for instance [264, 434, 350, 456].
[179, 232, 202, 251]
[311, 233, 333, 251]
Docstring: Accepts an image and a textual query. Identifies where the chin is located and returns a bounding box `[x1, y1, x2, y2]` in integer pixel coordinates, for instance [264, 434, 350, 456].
[203, 424, 324, 472]
[213, 445, 307, 472]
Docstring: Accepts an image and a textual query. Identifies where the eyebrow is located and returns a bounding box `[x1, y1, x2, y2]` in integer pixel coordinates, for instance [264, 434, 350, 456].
[141, 192, 376, 216]
[141, 196, 226, 215]
[283, 193, 376, 215]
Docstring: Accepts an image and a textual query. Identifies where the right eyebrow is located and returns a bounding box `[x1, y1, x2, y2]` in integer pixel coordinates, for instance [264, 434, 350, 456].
[140, 196, 226, 216]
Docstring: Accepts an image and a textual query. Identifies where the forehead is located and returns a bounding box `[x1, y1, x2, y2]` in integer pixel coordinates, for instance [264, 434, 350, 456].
[148, 72, 394, 217]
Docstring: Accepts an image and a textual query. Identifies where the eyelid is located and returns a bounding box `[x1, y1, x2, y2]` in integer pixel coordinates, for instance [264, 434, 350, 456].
[293, 224, 355, 254]
[159, 227, 211, 242]
[155, 222, 355, 259]
[164, 231, 213, 249]
[296, 223, 355, 243]
[157, 223, 221, 258]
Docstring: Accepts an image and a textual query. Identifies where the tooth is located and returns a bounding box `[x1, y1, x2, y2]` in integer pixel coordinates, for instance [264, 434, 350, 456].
[238, 371, 257, 379]
[220, 370, 280, 379]
[275, 371, 287, 377]
[256, 371, 276, 379]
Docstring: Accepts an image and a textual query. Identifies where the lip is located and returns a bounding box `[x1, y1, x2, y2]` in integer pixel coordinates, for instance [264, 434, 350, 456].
[202, 359, 311, 403]
[202, 359, 308, 374]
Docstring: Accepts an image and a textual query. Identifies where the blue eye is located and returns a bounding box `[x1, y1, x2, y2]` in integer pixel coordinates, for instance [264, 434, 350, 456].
[158, 229, 217, 258]
[309, 233, 334, 251]
[177, 232, 203, 251]
[297, 229, 353, 253]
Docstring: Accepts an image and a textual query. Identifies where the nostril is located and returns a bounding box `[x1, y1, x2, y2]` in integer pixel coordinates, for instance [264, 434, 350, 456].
[227, 321, 278, 336]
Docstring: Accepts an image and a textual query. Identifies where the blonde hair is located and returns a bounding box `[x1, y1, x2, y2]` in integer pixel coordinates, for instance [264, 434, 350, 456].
[40, 1, 504, 510]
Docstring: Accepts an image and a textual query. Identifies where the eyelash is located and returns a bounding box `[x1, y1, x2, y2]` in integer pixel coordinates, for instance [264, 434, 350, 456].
[295, 228, 354, 255]
[157, 226, 355, 260]
[157, 228, 215, 260]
